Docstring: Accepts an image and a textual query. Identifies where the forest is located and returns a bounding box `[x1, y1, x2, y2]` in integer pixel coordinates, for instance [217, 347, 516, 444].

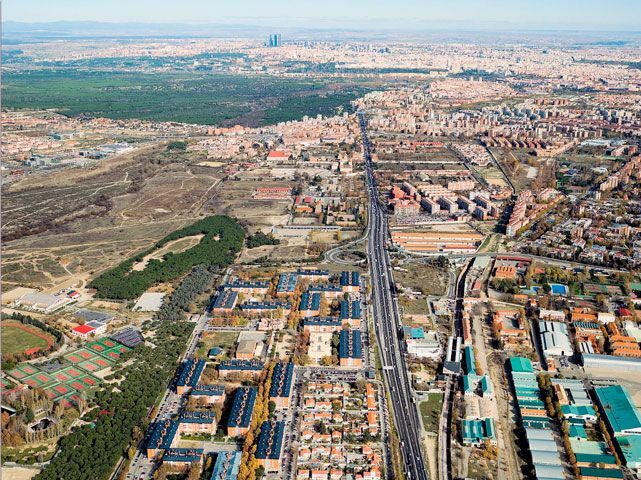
[89, 215, 244, 299]
[2, 69, 366, 126]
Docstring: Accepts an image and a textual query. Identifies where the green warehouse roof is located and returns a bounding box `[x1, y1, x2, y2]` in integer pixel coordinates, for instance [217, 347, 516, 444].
[464, 346, 476, 375]
[509, 356, 534, 374]
[561, 404, 596, 418]
[568, 424, 588, 439]
[617, 435, 641, 469]
[579, 467, 623, 479]
[462, 418, 496, 444]
[594, 385, 641, 436]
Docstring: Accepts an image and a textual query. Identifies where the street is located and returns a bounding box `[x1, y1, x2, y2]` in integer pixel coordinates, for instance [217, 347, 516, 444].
[359, 111, 429, 480]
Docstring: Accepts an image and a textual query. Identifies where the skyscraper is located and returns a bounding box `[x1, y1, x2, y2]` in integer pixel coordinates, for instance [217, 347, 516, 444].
[268, 34, 282, 47]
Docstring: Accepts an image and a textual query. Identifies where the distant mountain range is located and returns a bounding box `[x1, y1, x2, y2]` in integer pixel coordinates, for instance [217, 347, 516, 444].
[3, 20, 641, 45]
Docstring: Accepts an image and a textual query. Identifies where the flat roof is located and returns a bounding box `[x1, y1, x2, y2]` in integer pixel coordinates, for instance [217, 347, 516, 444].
[509, 356, 534, 374]
[73, 324, 95, 334]
[579, 467, 623, 479]
[594, 385, 641, 435]
[219, 359, 264, 371]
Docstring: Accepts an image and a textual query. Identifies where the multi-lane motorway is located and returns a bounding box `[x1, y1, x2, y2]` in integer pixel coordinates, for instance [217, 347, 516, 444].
[358, 112, 429, 480]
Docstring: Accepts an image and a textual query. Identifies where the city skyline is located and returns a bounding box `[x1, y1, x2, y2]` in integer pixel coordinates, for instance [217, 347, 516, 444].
[5, 0, 641, 31]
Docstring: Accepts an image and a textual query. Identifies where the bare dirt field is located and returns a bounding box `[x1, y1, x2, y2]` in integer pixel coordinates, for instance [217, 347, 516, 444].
[1, 144, 223, 291]
[208, 179, 293, 228]
[2, 467, 40, 480]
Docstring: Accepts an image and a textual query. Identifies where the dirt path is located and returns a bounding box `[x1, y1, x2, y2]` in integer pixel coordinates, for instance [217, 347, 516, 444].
[131, 234, 204, 271]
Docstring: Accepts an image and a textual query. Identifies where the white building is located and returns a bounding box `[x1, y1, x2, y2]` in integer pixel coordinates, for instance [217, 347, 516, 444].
[406, 331, 442, 359]
[538, 321, 572, 358]
[16, 292, 70, 314]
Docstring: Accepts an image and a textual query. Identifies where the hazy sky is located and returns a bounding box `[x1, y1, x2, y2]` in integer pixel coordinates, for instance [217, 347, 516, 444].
[5, 0, 641, 30]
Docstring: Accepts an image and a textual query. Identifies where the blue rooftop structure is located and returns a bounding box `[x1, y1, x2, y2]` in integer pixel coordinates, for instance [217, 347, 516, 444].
[561, 404, 596, 421]
[191, 384, 225, 398]
[176, 359, 206, 391]
[211, 451, 242, 480]
[255, 420, 285, 460]
[269, 363, 294, 399]
[308, 284, 343, 294]
[225, 280, 269, 291]
[208, 347, 223, 358]
[509, 356, 535, 374]
[209, 289, 238, 311]
[339, 330, 362, 359]
[219, 359, 265, 372]
[340, 271, 360, 288]
[179, 411, 217, 425]
[300, 292, 321, 313]
[295, 269, 329, 279]
[163, 448, 203, 463]
[277, 272, 298, 294]
[568, 424, 588, 439]
[227, 387, 257, 429]
[303, 317, 341, 328]
[240, 301, 291, 311]
[617, 435, 641, 470]
[463, 374, 493, 396]
[579, 467, 623, 479]
[340, 300, 362, 320]
[148, 419, 179, 451]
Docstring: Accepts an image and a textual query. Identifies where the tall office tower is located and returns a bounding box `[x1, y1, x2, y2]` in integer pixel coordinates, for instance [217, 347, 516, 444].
[268, 34, 282, 47]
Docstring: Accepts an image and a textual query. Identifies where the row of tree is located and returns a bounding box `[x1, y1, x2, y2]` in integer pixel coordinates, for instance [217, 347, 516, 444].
[246, 232, 280, 249]
[154, 265, 215, 322]
[90, 215, 244, 299]
[237, 362, 275, 480]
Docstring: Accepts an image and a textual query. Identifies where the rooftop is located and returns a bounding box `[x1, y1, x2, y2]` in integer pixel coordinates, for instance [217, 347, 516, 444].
[594, 385, 641, 435]
[339, 329, 362, 359]
[269, 362, 294, 399]
[255, 420, 285, 460]
[227, 387, 257, 429]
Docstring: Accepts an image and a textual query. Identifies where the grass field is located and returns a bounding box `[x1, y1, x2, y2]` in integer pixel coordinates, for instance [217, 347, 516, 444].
[419, 393, 444, 432]
[2, 70, 368, 126]
[393, 264, 447, 296]
[1, 321, 52, 355]
[196, 331, 239, 359]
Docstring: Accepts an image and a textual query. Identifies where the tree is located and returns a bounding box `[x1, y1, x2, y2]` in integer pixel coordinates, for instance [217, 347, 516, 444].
[187, 463, 201, 480]
[319, 295, 330, 317]
[25, 407, 35, 423]
[166, 140, 187, 151]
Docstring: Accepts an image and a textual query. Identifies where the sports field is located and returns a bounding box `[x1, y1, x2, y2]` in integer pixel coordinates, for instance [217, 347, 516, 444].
[1, 321, 53, 355]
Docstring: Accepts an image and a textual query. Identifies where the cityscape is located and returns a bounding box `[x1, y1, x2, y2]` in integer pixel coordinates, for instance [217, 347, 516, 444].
[2, 2, 641, 480]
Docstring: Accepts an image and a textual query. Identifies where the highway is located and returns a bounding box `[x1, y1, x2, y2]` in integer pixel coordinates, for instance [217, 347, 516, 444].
[358, 111, 429, 480]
